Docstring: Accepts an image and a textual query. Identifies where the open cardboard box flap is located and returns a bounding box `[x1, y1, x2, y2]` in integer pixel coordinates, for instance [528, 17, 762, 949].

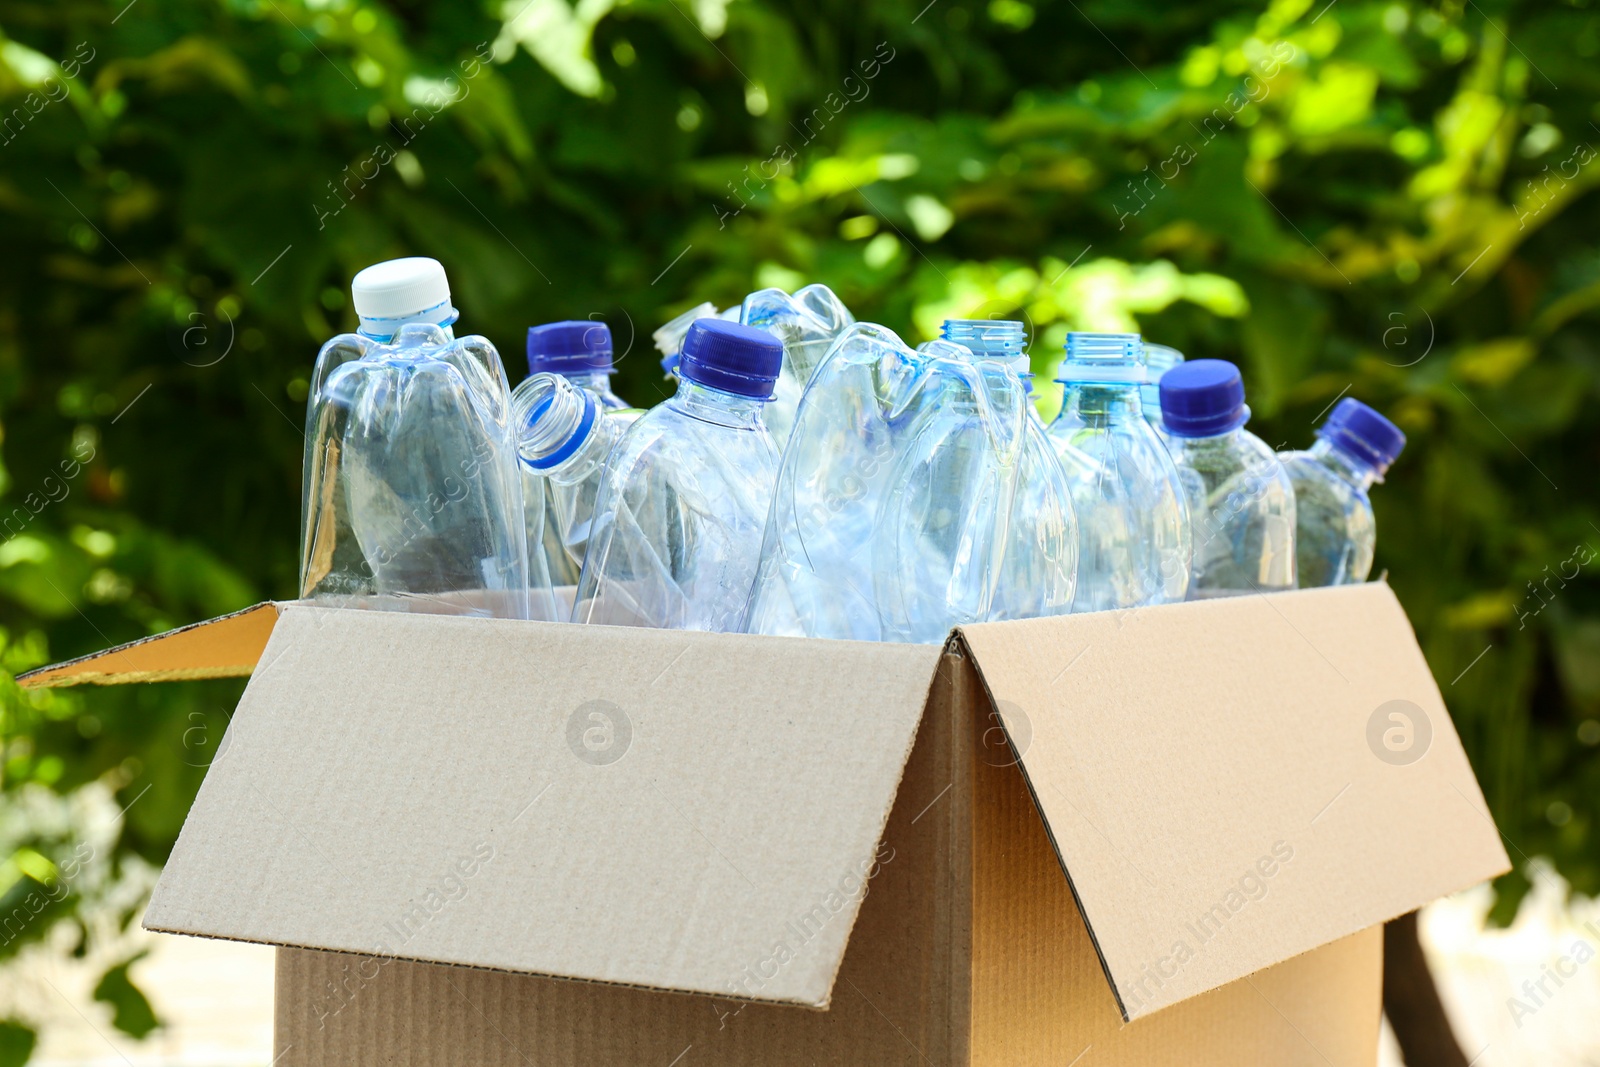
[135, 606, 943, 1009]
[951, 581, 1509, 1019]
[19, 583, 1510, 1021]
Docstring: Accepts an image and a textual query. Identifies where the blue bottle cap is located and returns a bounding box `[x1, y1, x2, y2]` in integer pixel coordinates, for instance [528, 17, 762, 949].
[527, 321, 613, 375]
[1159, 359, 1250, 438]
[1317, 398, 1406, 477]
[678, 319, 783, 399]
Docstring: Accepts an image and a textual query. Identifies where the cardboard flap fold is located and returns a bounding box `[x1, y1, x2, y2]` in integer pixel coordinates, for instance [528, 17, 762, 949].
[954, 582, 1510, 1021]
[16, 602, 282, 688]
[143, 606, 942, 1008]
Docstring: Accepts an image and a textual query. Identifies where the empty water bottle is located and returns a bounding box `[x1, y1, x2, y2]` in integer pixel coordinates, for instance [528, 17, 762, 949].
[517, 321, 639, 588]
[527, 320, 633, 411]
[1046, 333, 1191, 611]
[513, 371, 630, 602]
[740, 284, 854, 444]
[575, 319, 783, 631]
[654, 302, 722, 379]
[938, 320, 1077, 624]
[1159, 359, 1296, 597]
[744, 320, 1074, 642]
[301, 257, 535, 619]
[1141, 343, 1185, 436]
[1279, 398, 1405, 587]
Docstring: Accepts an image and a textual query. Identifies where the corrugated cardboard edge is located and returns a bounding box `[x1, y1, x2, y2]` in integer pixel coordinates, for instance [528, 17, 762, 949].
[15, 602, 282, 688]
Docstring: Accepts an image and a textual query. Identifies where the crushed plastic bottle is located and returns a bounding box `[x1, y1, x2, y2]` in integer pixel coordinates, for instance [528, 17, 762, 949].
[575, 319, 783, 631]
[740, 284, 854, 444]
[938, 320, 1077, 624]
[1159, 359, 1296, 598]
[1279, 398, 1405, 587]
[517, 321, 640, 587]
[744, 320, 1074, 642]
[1046, 332, 1191, 611]
[301, 257, 537, 619]
[1141, 342, 1185, 437]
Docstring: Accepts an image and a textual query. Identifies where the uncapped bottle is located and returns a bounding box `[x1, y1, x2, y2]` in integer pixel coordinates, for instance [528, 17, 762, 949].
[516, 321, 640, 588]
[1046, 332, 1191, 611]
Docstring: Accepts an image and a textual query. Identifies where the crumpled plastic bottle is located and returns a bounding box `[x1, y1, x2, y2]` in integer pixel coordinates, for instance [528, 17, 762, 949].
[739, 284, 854, 445]
[744, 320, 1077, 643]
[301, 257, 537, 619]
[575, 319, 784, 631]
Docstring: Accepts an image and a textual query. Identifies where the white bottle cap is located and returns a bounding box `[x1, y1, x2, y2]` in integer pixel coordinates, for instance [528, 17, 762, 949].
[351, 257, 451, 320]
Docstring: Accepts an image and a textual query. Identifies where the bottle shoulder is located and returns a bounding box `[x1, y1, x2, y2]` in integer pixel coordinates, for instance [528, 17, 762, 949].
[1282, 450, 1373, 506]
[606, 403, 779, 484]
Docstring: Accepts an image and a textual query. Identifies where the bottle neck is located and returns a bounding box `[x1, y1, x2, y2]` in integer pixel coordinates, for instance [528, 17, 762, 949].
[1061, 382, 1144, 419]
[1311, 437, 1379, 489]
[563, 371, 615, 395]
[518, 376, 599, 475]
[358, 304, 459, 343]
[1170, 426, 1245, 450]
[670, 378, 768, 429]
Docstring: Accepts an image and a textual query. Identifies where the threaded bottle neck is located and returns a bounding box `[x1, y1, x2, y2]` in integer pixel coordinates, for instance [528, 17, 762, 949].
[516, 374, 598, 471]
[941, 319, 1026, 359]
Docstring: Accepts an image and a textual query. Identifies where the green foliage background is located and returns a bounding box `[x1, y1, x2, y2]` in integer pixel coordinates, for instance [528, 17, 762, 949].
[0, 0, 1596, 1050]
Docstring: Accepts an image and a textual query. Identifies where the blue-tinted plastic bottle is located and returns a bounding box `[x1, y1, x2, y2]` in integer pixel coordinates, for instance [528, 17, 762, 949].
[1159, 359, 1297, 597]
[1046, 333, 1191, 611]
[1141, 343, 1185, 437]
[1279, 398, 1405, 586]
[576, 319, 783, 631]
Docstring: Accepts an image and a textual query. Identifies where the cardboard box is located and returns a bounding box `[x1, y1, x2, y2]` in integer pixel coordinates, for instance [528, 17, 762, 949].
[22, 582, 1509, 1064]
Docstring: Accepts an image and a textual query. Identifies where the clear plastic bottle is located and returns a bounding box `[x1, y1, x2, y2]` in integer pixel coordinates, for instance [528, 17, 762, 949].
[1279, 398, 1405, 587]
[526, 320, 634, 411]
[744, 320, 1073, 642]
[301, 257, 535, 619]
[512, 372, 630, 611]
[1159, 359, 1296, 598]
[518, 321, 640, 588]
[575, 319, 783, 631]
[1045, 332, 1191, 611]
[740, 285, 854, 445]
[653, 302, 722, 380]
[1141, 342, 1185, 437]
[939, 320, 1077, 623]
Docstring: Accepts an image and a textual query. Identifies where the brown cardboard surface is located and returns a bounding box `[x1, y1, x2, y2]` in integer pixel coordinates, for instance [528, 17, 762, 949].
[969, 677, 1383, 1065]
[15, 602, 281, 688]
[954, 581, 1509, 1020]
[272, 654, 973, 1064]
[143, 604, 942, 1008]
